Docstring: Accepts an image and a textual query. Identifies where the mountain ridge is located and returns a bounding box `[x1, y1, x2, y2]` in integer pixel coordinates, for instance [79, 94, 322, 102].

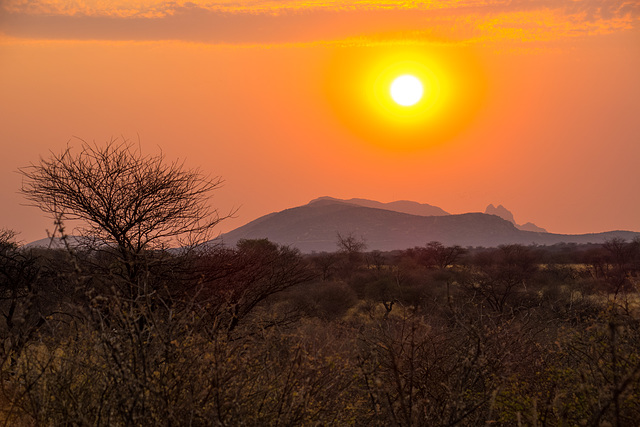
[485, 203, 547, 232]
[217, 198, 639, 252]
[310, 196, 449, 216]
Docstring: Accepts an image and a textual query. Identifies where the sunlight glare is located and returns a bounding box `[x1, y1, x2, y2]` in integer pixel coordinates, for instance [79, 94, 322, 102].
[390, 75, 423, 106]
[323, 46, 487, 151]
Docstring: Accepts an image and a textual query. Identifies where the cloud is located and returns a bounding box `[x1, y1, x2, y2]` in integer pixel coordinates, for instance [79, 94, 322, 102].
[4, 0, 639, 18]
[1, 0, 637, 45]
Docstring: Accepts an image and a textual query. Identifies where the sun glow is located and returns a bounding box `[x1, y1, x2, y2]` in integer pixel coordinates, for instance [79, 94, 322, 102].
[323, 46, 487, 151]
[390, 75, 423, 106]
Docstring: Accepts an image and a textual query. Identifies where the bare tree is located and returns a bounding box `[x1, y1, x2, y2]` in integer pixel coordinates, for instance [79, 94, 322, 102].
[403, 241, 467, 270]
[460, 244, 539, 313]
[601, 238, 640, 297]
[196, 239, 316, 335]
[20, 138, 226, 282]
[0, 229, 44, 369]
[336, 232, 367, 276]
[336, 232, 367, 255]
[426, 241, 467, 270]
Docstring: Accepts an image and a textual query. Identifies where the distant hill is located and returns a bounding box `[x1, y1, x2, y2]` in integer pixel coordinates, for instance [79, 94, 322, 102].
[310, 196, 449, 217]
[518, 222, 547, 233]
[24, 236, 88, 250]
[485, 204, 547, 233]
[485, 204, 516, 224]
[217, 198, 639, 252]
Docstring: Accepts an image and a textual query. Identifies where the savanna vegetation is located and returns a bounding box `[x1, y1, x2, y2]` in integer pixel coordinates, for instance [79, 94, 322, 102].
[2, 141, 640, 426]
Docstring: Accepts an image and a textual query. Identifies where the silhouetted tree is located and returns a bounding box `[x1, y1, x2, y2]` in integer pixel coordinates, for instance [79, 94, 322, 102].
[403, 241, 467, 270]
[460, 244, 539, 313]
[426, 241, 467, 269]
[602, 238, 640, 297]
[336, 232, 367, 277]
[337, 232, 367, 255]
[20, 138, 227, 285]
[310, 252, 341, 281]
[0, 229, 45, 368]
[196, 239, 316, 335]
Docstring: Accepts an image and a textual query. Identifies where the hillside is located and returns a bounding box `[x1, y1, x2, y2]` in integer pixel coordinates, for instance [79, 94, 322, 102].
[310, 196, 449, 216]
[485, 203, 547, 232]
[218, 199, 640, 252]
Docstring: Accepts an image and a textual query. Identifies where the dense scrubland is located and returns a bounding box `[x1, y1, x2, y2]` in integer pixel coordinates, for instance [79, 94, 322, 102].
[2, 230, 640, 426]
[3, 141, 640, 425]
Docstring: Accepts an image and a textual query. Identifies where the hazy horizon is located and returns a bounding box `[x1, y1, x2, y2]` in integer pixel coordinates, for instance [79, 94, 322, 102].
[2, 0, 639, 243]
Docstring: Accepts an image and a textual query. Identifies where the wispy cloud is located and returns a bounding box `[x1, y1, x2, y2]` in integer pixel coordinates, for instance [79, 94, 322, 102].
[1, 0, 637, 44]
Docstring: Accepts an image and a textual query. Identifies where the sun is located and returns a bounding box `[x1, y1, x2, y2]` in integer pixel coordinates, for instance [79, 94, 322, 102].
[322, 46, 487, 151]
[390, 75, 423, 106]
[374, 63, 439, 119]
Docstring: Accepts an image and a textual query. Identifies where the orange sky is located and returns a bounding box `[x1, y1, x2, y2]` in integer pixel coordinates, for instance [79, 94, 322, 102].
[1, 0, 639, 243]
